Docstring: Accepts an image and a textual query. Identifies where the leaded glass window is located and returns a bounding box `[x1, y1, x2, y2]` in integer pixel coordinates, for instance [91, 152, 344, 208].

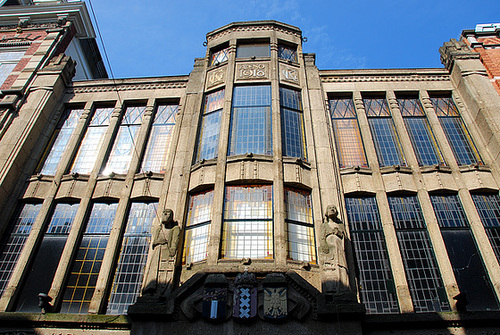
[16, 203, 79, 312]
[210, 46, 229, 66]
[398, 97, 444, 166]
[0, 50, 25, 86]
[364, 98, 406, 167]
[0, 203, 41, 297]
[103, 106, 145, 175]
[222, 185, 273, 259]
[280, 87, 307, 160]
[183, 190, 213, 264]
[195, 89, 224, 162]
[107, 202, 157, 315]
[236, 43, 269, 58]
[228, 86, 272, 156]
[330, 97, 368, 168]
[278, 44, 297, 62]
[431, 195, 498, 311]
[285, 188, 315, 263]
[70, 107, 114, 174]
[345, 197, 399, 314]
[388, 196, 450, 312]
[39, 108, 84, 175]
[430, 96, 482, 166]
[141, 104, 177, 173]
[61, 203, 118, 314]
[473, 193, 500, 263]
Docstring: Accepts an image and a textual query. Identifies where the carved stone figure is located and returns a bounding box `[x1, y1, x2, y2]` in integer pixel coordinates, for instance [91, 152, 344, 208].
[320, 205, 350, 295]
[143, 208, 180, 296]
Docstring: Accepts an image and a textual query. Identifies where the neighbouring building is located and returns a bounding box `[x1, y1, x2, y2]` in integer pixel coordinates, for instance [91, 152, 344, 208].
[0, 1, 499, 335]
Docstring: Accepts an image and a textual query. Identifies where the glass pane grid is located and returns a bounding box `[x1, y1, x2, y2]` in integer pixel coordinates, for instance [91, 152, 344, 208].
[440, 117, 481, 165]
[103, 125, 140, 175]
[333, 119, 367, 167]
[278, 45, 297, 62]
[364, 98, 390, 117]
[229, 106, 272, 156]
[47, 203, 79, 235]
[285, 188, 315, 263]
[184, 190, 213, 264]
[211, 48, 229, 66]
[404, 118, 443, 166]
[346, 197, 399, 314]
[106, 202, 157, 315]
[123, 106, 145, 125]
[368, 118, 406, 167]
[430, 97, 459, 117]
[397, 98, 424, 117]
[473, 194, 500, 262]
[330, 98, 356, 119]
[282, 108, 306, 159]
[233, 85, 271, 107]
[430, 195, 469, 228]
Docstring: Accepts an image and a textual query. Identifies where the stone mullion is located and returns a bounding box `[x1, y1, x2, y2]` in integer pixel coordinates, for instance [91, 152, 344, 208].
[48, 101, 123, 311]
[0, 101, 94, 312]
[207, 42, 235, 265]
[89, 101, 156, 313]
[270, 39, 286, 266]
[354, 92, 413, 312]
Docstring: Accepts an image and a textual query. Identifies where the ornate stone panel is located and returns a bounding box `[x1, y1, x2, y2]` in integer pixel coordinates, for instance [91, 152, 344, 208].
[206, 66, 226, 89]
[235, 63, 269, 81]
[279, 63, 300, 85]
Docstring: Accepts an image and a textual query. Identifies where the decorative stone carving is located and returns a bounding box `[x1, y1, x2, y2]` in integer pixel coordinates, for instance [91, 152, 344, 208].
[439, 38, 481, 70]
[202, 274, 228, 321]
[236, 63, 269, 80]
[320, 205, 350, 296]
[280, 64, 299, 84]
[207, 67, 225, 88]
[233, 271, 258, 320]
[263, 273, 288, 319]
[143, 208, 180, 296]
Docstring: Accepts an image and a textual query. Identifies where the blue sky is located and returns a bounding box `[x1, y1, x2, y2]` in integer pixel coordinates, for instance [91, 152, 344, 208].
[87, 0, 500, 79]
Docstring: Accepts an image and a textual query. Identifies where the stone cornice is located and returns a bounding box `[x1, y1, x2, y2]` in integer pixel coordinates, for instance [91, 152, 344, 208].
[439, 38, 480, 70]
[206, 20, 301, 42]
[320, 72, 450, 83]
[67, 78, 188, 94]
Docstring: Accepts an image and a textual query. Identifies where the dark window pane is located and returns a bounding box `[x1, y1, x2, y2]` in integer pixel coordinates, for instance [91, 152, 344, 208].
[237, 43, 269, 58]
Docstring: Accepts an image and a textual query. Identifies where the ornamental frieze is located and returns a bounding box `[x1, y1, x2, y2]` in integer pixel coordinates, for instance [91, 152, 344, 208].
[279, 64, 300, 85]
[206, 67, 226, 88]
[236, 63, 269, 81]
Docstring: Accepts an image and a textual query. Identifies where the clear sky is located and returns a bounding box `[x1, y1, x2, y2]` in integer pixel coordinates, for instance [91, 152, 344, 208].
[87, 0, 500, 79]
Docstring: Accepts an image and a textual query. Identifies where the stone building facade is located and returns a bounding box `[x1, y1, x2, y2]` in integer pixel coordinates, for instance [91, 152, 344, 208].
[0, 2, 500, 335]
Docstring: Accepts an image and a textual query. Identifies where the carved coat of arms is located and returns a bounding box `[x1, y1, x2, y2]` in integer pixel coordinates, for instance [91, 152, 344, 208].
[233, 272, 258, 319]
[263, 273, 288, 319]
[202, 274, 228, 320]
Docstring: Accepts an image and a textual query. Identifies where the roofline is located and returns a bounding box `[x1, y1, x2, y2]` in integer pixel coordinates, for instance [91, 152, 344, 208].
[206, 20, 301, 39]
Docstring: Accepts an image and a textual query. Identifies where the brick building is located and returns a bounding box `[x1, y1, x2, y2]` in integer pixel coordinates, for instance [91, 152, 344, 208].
[0, 1, 500, 335]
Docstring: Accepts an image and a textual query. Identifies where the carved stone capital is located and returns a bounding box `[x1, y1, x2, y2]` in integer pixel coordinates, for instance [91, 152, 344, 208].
[439, 38, 480, 70]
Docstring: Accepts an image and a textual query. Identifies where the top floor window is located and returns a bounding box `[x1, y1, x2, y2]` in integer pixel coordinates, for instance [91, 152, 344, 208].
[210, 46, 229, 66]
[0, 49, 25, 87]
[278, 44, 297, 62]
[236, 42, 269, 58]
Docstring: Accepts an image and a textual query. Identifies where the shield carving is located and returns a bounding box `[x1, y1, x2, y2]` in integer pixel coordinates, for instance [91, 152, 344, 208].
[233, 272, 257, 319]
[202, 274, 228, 320]
[263, 273, 288, 319]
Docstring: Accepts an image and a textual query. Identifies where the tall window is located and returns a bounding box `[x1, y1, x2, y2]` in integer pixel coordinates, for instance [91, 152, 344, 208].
[183, 190, 213, 264]
[236, 42, 269, 58]
[388, 196, 450, 312]
[16, 203, 79, 312]
[346, 197, 399, 314]
[141, 104, 177, 173]
[364, 97, 406, 167]
[430, 96, 482, 166]
[107, 202, 157, 315]
[103, 106, 145, 175]
[330, 97, 368, 168]
[195, 89, 224, 162]
[221, 185, 273, 259]
[61, 203, 118, 314]
[39, 108, 84, 175]
[473, 193, 500, 263]
[210, 46, 229, 66]
[228, 86, 272, 156]
[430, 195, 498, 311]
[0, 50, 25, 86]
[284, 188, 315, 263]
[0, 203, 41, 297]
[398, 97, 444, 166]
[70, 107, 114, 174]
[280, 87, 307, 160]
[278, 44, 297, 62]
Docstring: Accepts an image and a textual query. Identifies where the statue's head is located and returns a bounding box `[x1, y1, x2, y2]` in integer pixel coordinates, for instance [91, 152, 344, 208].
[161, 208, 174, 227]
[325, 205, 338, 220]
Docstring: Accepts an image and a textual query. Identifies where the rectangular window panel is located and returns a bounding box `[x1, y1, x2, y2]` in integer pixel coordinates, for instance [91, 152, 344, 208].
[70, 107, 114, 174]
[430, 96, 482, 166]
[103, 106, 145, 175]
[16, 203, 79, 312]
[222, 185, 273, 259]
[278, 45, 297, 62]
[0, 203, 41, 297]
[281, 87, 307, 160]
[39, 108, 84, 175]
[211, 47, 229, 66]
[398, 98, 444, 166]
[0, 50, 25, 86]
[61, 203, 118, 314]
[106, 202, 157, 315]
[183, 190, 213, 264]
[345, 197, 399, 314]
[431, 195, 498, 311]
[141, 105, 177, 173]
[236, 43, 269, 58]
[195, 89, 224, 162]
[285, 188, 315, 263]
[472, 193, 500, 262]
[388, 196, 450, 312]
[229, 86, 272, 156]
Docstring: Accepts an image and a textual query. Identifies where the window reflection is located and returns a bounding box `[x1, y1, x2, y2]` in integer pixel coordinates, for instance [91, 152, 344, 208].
[281, 87, 307, 160]
[284, 188, 315, 262]
[195, 89, 224, 162]
[183, 190, 213, 264]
